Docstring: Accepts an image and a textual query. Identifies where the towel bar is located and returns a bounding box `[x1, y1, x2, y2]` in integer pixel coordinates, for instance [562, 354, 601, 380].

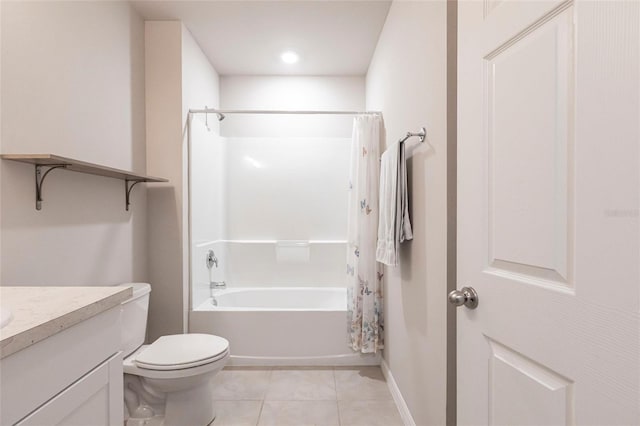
[398, 127, 426, 144]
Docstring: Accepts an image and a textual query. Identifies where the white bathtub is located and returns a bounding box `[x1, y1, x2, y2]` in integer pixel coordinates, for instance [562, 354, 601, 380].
[190, 287, 379, 366]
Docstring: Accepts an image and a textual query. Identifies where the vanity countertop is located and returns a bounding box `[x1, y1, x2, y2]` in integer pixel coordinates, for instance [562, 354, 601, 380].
[0, 286, 132, 359]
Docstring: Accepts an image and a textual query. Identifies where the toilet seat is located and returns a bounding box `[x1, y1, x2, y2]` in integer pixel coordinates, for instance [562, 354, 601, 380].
[124, 346, 229, 380]
[135, 334, 229, 371]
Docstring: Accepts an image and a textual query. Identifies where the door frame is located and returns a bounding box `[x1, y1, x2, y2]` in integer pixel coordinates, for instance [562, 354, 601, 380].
[446, 1, 458, 425]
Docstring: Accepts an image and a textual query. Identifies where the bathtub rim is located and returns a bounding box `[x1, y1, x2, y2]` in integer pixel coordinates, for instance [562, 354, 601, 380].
[193, 286, 348, 312]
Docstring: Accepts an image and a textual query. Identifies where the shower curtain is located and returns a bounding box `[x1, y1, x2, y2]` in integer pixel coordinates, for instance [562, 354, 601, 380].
[346, 115, 384, 353]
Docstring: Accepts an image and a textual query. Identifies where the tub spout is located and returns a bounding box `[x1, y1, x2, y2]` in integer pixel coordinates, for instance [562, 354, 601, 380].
[210, 281, 227, 290]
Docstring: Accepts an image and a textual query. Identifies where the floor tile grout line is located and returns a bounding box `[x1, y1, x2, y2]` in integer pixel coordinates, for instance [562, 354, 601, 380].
[255, 398, 265, 426]
[255, 366, 272, 425]
[334, 369, 343, 426]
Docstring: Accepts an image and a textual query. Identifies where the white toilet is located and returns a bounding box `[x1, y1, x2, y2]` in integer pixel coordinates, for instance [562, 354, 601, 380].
[119, 283, 229, 426]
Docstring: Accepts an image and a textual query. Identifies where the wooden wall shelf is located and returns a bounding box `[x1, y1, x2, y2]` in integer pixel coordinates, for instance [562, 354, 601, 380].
[1, 154, 168, 211]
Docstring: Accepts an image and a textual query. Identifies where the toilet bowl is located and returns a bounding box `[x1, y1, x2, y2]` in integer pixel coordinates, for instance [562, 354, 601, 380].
[118, 283, 230, 426]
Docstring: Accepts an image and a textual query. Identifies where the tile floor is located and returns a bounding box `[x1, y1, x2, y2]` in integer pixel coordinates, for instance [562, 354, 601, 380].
[211, 366, 403, 426]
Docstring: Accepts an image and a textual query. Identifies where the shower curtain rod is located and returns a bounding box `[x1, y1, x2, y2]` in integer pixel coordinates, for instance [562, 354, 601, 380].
[188, 108, 382, 115]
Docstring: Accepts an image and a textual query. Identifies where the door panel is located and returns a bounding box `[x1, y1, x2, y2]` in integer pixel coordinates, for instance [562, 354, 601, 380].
[487, 6, 573, 286]
[489, 339, 573, 426]
[458, 1, 639, 425]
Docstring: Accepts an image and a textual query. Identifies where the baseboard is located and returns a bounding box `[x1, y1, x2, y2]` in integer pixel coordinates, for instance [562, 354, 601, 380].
[228, 352, 381, 367]
[381, 358, 416, 426]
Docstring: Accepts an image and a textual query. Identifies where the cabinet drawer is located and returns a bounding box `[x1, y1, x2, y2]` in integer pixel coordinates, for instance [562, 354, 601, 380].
[16, 352, 123, 426]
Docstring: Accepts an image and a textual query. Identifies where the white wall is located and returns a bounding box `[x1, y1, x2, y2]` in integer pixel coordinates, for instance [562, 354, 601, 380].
[145, 21, 184, 340]
[1, 1, 147, 286]
[145, 21, 220, 338]
[366, 2, 449, 425]
[220, 76, 363, 138]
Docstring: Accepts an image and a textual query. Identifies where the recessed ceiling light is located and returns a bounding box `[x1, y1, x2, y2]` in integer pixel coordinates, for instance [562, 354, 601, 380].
[280, 51, 299, 64]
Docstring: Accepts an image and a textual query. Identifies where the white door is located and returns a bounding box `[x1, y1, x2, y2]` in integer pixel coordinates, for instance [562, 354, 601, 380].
[457, 1, 639, 425]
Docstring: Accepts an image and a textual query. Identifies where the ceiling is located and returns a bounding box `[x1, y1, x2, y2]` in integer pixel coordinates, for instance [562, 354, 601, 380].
[131, 1, 392, 76]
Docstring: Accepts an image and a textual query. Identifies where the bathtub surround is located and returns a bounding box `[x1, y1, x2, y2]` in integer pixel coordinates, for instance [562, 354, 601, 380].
[190, 135, 351, 309]
[0, 1, 147, 286]
[346, 115, 385, 353]
[366, 1, 449, 425]
[189, 134, 351, 306]
[190, 77, 359, 308]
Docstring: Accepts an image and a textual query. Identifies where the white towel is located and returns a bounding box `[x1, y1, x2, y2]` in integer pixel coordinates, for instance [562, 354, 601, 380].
[376, 142, 413, 266]
[398, 141, 413, 245]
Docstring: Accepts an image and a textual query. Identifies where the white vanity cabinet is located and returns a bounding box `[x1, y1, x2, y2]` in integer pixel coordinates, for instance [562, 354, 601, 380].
[0, 302, 125, 425]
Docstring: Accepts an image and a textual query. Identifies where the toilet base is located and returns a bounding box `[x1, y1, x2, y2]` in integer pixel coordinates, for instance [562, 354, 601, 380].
[125, 415, 164, 426]
[163, 378, 216, 426]
[124, 373, 218, 426]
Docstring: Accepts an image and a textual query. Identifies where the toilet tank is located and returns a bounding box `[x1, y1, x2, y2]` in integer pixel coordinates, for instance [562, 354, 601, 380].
[118, 283, 151, 357]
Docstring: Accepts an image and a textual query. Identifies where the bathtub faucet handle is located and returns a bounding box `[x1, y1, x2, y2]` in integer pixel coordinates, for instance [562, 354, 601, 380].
[206, 250, 218, 269]
[210, 281, 227, 290]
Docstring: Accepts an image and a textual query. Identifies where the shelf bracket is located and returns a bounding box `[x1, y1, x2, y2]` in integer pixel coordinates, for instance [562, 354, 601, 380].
[35, 164, 68, 210]
[125, 179, 144, 211]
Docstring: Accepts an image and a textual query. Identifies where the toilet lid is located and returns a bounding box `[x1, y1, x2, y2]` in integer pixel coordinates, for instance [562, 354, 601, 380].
[135, 334, 229, 371]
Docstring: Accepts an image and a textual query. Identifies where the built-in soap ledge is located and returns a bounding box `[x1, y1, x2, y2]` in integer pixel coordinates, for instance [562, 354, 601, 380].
[276, 240, 311, 263]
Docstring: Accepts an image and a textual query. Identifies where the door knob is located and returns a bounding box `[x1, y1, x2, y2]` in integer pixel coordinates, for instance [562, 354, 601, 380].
[448, 286, 478, 309]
